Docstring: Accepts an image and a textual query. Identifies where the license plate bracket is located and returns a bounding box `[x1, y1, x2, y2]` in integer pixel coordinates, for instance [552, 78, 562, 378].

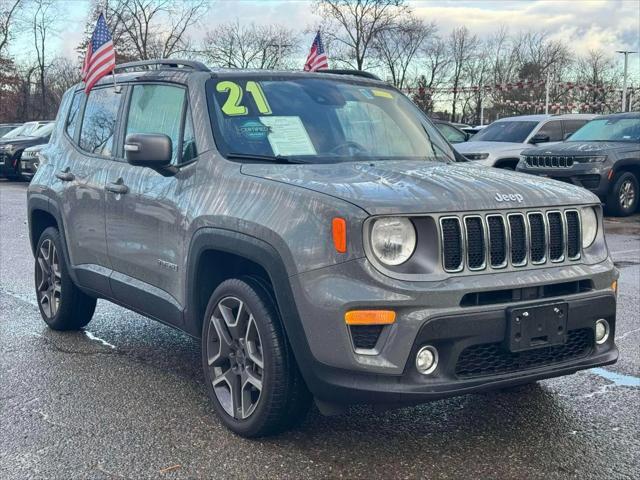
[507, 302, 567, 352]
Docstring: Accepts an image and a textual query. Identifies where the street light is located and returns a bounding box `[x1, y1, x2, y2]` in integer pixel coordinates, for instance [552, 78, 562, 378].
[616, 50, 637, 112]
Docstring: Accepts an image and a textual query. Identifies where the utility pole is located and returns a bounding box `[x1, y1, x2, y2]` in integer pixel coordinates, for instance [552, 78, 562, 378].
[545, 71, 551, 114]
[616, 50, 637, 112]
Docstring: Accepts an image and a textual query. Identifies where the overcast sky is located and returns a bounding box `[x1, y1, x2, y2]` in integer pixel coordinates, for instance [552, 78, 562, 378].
[8, 0, 640, 78]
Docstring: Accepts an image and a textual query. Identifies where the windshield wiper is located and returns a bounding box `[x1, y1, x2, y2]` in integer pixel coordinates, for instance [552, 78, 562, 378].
[421, 125, 457, 162]
[226, 152, 307, 164]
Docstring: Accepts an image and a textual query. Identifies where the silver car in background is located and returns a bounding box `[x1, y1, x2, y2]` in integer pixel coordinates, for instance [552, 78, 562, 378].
[455, 114, 596, 169]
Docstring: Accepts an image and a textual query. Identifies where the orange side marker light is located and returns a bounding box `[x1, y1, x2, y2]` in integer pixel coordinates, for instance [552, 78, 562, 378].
[332, 217, 347, 253]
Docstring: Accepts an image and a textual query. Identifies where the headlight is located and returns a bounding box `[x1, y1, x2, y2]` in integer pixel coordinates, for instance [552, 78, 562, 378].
[581, 206, 598, 248]
[370, 217, 416, 266]
[576, 155, 607, 163]
[464, 153, 489, 160]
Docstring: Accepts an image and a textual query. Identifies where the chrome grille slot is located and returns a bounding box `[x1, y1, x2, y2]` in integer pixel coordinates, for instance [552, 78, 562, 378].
[528, 213, 546, 264]
[565, 210, 581, 259]
[508, 214, 527, 266]
[464, 216, 486, 270]
[487, 215, 507, 268]
[440, 217, 463, 272]
[547, 211, 564, 262]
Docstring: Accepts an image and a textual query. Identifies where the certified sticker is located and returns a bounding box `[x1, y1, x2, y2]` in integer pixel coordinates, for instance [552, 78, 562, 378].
[238, 120, 270, 140]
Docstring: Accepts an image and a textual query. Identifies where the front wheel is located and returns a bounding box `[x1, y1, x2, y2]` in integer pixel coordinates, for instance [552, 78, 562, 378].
[201, 278, 311, 437]
[606, 172, 638, 217]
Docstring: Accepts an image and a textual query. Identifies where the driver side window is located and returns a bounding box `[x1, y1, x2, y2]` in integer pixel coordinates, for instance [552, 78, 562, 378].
[536, 121, 563, 142]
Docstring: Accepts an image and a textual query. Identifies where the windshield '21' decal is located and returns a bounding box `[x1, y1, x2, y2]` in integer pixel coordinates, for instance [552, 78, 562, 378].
[216, 81, 272, 116]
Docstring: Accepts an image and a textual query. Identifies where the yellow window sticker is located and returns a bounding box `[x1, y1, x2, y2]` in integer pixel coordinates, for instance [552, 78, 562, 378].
[371, 89, 393, 99]
[216, 80, 272, 116]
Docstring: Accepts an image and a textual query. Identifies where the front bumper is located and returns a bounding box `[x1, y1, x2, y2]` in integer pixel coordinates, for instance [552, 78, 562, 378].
[516, 162, 611, 199]
[288, 257, 618, 404]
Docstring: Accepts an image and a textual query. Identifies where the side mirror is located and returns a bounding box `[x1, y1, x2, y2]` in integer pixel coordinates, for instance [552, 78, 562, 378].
[563, 132, 572, 141]
[464, 132, 471, 141]
[124, 133, 174, 174]
[529, 133, 550, 144]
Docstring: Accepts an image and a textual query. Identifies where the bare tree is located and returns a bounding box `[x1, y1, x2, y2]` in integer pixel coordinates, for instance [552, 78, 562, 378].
[448, 26, 478, 121]
[0, 0, 21, 54]
[373, 14, 435, 89]
[316, 0, 407, 70]
[80, 0, 208, 61]
[47, 57, 81, 105]
[201, 21, 299, 69]
[32, 0, 61, 119]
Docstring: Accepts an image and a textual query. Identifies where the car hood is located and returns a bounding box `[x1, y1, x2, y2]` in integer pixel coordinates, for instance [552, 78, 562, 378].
[0, 136, 45, 147]
[454, 141, 525, 154]
[522, 141, 638, 156]
[242, 161, 597, 215]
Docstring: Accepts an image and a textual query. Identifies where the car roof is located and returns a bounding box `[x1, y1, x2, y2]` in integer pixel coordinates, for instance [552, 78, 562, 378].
[597, 111, 639, 120]
[495, 113, 597, 123]
[78, 64, 388, 93]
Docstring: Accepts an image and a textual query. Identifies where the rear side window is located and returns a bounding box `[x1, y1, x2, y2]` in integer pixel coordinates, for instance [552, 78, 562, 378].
[65, 92, 83, 139]
[536, 120, 563, 142]
[125, 84, 187, 164]
[563, 120, 588, 139]
[79, 88, 121, 156]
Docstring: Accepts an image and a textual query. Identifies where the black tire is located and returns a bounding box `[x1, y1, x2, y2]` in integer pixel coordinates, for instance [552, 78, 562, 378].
[606, 172, 638, 217]
[34, 227, 96, 330]
[201, 277, 311, 437]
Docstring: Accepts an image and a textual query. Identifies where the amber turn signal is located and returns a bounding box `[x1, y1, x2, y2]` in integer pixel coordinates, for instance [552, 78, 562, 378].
[332, 217, 347, 253]
[611, 280, 618, 295]
[345, 310, 396, 325]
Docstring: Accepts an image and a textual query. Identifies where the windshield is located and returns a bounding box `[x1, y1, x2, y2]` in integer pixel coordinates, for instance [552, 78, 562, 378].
[2, 124, 29, 138]
[472, 120, 538, 143]
[206, 76, 454, 163]
[568, 117, 640, 142]
[32, 122, 54, 137]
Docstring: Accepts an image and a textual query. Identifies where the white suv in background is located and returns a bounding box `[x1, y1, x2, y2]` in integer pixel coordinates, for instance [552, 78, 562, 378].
[455, 114, 596, 169]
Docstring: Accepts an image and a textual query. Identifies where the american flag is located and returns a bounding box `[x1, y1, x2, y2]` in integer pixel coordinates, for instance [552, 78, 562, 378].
[81, 13, 116, 94]
[303, 31, 328, 72]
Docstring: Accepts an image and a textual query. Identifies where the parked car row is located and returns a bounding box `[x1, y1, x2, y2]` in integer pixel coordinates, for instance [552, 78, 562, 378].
[451, 112, 639, 216]
[0, 121, 53, 180]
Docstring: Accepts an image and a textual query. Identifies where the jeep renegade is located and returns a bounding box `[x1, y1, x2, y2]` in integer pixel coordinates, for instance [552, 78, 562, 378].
[27, 60, 619, 437]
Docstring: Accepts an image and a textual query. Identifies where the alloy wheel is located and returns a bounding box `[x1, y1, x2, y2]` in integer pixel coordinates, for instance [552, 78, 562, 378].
[35, 239, 61, 319]
[619, 179, 635, 210]
[206, 296, 264, 420]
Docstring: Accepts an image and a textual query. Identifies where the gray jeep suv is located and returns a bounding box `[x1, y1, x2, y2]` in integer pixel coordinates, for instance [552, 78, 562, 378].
[27, 60, 619, 437]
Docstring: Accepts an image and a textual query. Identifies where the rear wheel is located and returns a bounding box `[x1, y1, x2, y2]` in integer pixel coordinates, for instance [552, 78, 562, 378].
[606, 172, 638, 216]
[201, 278, 311, 437]
[35, 227, 96, 330]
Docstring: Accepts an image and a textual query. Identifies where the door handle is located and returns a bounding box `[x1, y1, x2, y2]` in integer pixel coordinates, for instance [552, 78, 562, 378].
[55, 168, 75, 182]
[105, 179, 129, 195]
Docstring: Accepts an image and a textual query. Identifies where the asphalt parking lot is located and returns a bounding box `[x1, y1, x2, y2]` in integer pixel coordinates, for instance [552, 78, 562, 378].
[0, 179, 638, 479]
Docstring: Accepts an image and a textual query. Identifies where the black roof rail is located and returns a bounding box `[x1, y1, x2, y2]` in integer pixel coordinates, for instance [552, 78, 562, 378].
[318, 69, 381, 80]
[114, 59, 210, 73]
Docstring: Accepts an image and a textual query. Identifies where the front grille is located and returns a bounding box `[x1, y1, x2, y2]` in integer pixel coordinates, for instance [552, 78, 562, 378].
[524, 155, 574, 168]
[455, 328, 593, 378]
[547, 212, 564, 261]
[440, 208, 583, 273]
[350, 325, 384, 350]
[465, 217, 485, 269]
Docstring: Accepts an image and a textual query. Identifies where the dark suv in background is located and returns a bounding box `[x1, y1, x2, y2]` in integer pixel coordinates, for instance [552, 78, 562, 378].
[518, 112, 640, 216]
[0, 122, 53, 180]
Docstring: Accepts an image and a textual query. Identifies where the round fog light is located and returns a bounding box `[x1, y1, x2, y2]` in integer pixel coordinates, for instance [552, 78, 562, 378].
[416, 346, 438, 375]
[595, 319, 610, 344]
